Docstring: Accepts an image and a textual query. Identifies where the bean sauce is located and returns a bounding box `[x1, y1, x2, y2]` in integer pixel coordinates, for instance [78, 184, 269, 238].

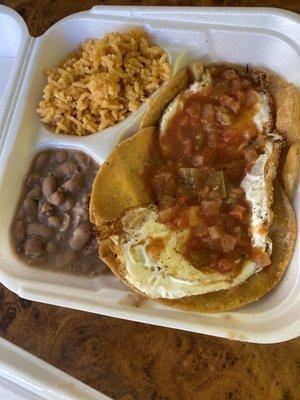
[11, 149, 106, 276]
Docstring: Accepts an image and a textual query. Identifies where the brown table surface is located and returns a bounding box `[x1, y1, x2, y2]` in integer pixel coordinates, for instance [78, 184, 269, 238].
[1, 1, 300, 399]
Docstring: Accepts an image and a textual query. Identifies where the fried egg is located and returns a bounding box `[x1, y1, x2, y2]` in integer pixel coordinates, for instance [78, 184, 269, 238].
[110, 72, 283, 299]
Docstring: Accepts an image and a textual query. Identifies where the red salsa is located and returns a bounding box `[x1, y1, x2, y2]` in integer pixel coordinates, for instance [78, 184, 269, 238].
[143, 65, 272, 274]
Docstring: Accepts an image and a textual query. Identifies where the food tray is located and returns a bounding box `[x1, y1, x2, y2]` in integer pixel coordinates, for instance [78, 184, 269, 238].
[0, 5, 299, 343]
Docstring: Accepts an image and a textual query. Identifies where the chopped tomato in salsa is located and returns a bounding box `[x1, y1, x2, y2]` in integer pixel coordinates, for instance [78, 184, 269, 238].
[143, 65, 270, 274]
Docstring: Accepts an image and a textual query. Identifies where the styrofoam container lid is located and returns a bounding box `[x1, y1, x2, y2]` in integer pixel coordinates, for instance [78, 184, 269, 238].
[0, 337, 111, 399]
[0, 5, 299, 344]
[0, 6, 30, 152]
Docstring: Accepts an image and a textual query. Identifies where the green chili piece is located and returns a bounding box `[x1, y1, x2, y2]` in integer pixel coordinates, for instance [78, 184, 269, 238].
[190, 249, 210, 267]
[179, 168, 200, 186]
[206, 171, 227, 198]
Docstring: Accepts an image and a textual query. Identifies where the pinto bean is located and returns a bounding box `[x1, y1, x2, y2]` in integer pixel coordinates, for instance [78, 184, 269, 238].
[35, 152, 48, 169]
[15, 220, 25, 243]
[81, 194, 90, 208]
[60, 213, 70, 232]
[55, 250, 77, 269]
[39, 202, 54, 216]
[26, 172, 39, 186]
[25, 238, 44, 257]
[73, 153, 90, 171]
[72, 203, 89, 225]
[54, 161, 77, 179]
[48, 191, 65, 206]
[17, 207, 25, 219]
[47, 215, 61, 228]
[42, 175, 58, 197]
[46, 242, 59, 254]
[27, 187, 42, 199]
[62, 172, 84, 193]
[58, 197, 74, 212]
[78, 192, 88, 202]
[27, 223, 53, 240]
[55, 150, 68, 163]
[69, 223, 90, 251]
[23, 197, 37, 217]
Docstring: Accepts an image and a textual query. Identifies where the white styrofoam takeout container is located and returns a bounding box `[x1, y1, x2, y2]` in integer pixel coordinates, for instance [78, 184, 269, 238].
[0, 5, 299, 344]
[0, 337, 111, 399]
